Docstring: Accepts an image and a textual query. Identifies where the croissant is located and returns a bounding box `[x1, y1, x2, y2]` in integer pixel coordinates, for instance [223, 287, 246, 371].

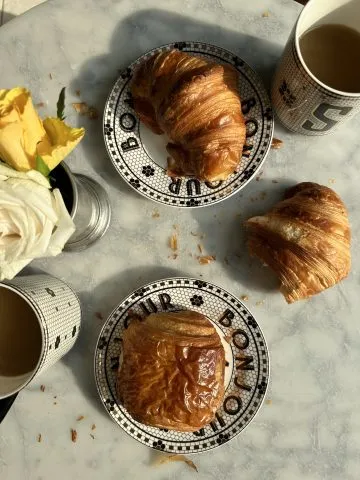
[245, 182, 351, 303]
[131, 49, 246, 182]
[117, 310, 225, 431]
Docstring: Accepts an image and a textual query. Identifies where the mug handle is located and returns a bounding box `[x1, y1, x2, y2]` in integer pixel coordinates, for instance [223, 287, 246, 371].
[0, 393, 18, 423]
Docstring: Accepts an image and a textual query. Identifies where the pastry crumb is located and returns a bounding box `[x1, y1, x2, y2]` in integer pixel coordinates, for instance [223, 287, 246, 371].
[152, 209, 160, 218]
[71, 429, 77, 443]
[154, 454, 198, 472]
[265, 399, 272, 405]
[95, 312, 104, 321]
[259, 191, 266, 200]
[256, 300, 265, 306]
[328, 178, 336, 184]
[169, 232, 178, 251]
[75, 89, 81, 97]
[271, 137, 283, 149]
[90, 434, 95, 440]
[49, 73, 53, 79]
[262, 11, 270, 17]
[53, 402, 57, 405]
[35, 102, 45, 108]
[72, 102, 88, 114]
[77, 415, 85, 422]
[37, 434, 42, 443]
[173, 224, 179, 230]
[88, 106, 99, 120]
[240, 295, 249, 301]
[40, 385, 45, 392]
[91, 424, 96, 430]
[168, 253, 178, 260]
[198, 255, 216, 265]
[190, 231, 205, 239]
[197, 244, 203, 254]
[72, 102, 99, 119]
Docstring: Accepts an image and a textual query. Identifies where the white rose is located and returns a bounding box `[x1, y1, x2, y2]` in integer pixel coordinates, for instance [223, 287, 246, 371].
[0, 163, 75, 280]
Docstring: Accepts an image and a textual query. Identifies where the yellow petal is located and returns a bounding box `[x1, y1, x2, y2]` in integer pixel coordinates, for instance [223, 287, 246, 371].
[40, 117, 85, 171]
[0, 87, 47, 170]
[0, 122, 31, 171]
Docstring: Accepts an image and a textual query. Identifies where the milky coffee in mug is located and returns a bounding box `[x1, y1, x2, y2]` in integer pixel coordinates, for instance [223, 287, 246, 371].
[271, 0, 360, 135]
[0, 274, 81, 400]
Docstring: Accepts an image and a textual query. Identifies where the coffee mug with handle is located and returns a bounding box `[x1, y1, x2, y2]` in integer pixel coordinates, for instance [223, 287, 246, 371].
[271, 0, 360, 135]
[0, 274, 81, 422]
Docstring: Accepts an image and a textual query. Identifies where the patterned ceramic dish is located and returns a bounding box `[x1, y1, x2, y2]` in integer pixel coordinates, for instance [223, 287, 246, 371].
[103, 42, 274, 208]
[94, 277, 270, 453]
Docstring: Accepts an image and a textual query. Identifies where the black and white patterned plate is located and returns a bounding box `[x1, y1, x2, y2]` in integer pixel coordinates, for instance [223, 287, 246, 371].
[94, 277, 270, 453]
[103, 42, 274, 208]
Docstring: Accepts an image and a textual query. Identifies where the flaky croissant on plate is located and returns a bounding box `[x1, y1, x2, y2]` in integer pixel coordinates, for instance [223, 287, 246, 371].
[117, 310, 225, 432]
[245, 182, 351, 303]
[131, 49, 246, 182]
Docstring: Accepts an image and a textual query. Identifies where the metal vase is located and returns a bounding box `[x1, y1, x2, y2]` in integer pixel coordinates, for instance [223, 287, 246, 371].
[53, 163, 111, 251]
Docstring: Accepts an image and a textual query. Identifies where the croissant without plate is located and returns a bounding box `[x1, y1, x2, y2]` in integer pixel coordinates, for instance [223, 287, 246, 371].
[117, 310, 225, 431]
[131, 49, 246, 182]
[245, 182, 351, 303]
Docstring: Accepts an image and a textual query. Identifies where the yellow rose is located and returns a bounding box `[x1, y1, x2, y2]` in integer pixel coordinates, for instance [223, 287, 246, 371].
[0, 87, 85, 172]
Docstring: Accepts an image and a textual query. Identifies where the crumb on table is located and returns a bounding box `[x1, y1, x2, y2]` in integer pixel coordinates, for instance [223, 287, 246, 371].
[71, 429, 77, 443]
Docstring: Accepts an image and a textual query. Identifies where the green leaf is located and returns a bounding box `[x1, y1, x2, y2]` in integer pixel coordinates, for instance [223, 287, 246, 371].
[56, 87, 66, 120]
[35, 154, 50, 177]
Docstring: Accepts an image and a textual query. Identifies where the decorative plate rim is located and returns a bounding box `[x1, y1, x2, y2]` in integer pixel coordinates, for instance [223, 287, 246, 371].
[94, 277, 270, 453]
[103, 41, 274, 208]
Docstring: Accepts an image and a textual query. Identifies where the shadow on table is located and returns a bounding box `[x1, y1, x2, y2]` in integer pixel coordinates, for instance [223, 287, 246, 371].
[70, 8, 283, 193]
[190, 177, 297, 293]
[61, 264, 189, 414]
[0, 12, 16, 27]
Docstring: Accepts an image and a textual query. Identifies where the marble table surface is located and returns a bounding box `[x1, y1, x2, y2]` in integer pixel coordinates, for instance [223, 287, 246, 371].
[1, 0, 360, 479]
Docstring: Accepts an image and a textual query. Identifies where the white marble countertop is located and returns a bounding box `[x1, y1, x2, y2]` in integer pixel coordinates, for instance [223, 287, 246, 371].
[1, 0, 360, 479]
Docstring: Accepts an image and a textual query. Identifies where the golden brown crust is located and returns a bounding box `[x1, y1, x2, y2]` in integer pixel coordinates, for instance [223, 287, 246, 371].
[131, 49, 246, 182]
[245, 182, 351, 303]
[117, 310, 225, 431]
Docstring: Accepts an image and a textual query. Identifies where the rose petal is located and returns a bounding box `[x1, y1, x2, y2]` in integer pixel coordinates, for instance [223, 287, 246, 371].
[40, 117, 85, 171]
[0, 257, 31, 282]
[46, 188, 75, 256]
[0, 163, 50, 188]
[0, 87, 47, 171]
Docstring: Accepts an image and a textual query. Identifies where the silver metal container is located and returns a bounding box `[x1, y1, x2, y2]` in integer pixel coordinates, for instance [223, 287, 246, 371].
[53, 163, 111, 251]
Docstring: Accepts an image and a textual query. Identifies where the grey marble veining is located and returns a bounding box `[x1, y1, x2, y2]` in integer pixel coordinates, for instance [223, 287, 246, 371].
[1, 0, 360, 479]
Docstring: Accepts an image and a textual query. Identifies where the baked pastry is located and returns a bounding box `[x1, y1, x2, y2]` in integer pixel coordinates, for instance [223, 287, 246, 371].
[131, 49, 246, 182]
[117, 310, 225, 431]
[245, 182, 351, 303]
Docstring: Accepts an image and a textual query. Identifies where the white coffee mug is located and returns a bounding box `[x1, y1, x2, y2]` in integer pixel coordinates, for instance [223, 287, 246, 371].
[271, 0, 360, 135]
[0, 274, 81, 404]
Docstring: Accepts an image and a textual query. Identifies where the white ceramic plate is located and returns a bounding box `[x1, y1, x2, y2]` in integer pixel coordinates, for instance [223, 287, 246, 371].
[94, 277, 270, 453]
[103, 42, 274, 208]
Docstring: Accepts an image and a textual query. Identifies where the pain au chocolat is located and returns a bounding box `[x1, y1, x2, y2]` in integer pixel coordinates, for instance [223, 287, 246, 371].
[117, 310, 225, 432]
